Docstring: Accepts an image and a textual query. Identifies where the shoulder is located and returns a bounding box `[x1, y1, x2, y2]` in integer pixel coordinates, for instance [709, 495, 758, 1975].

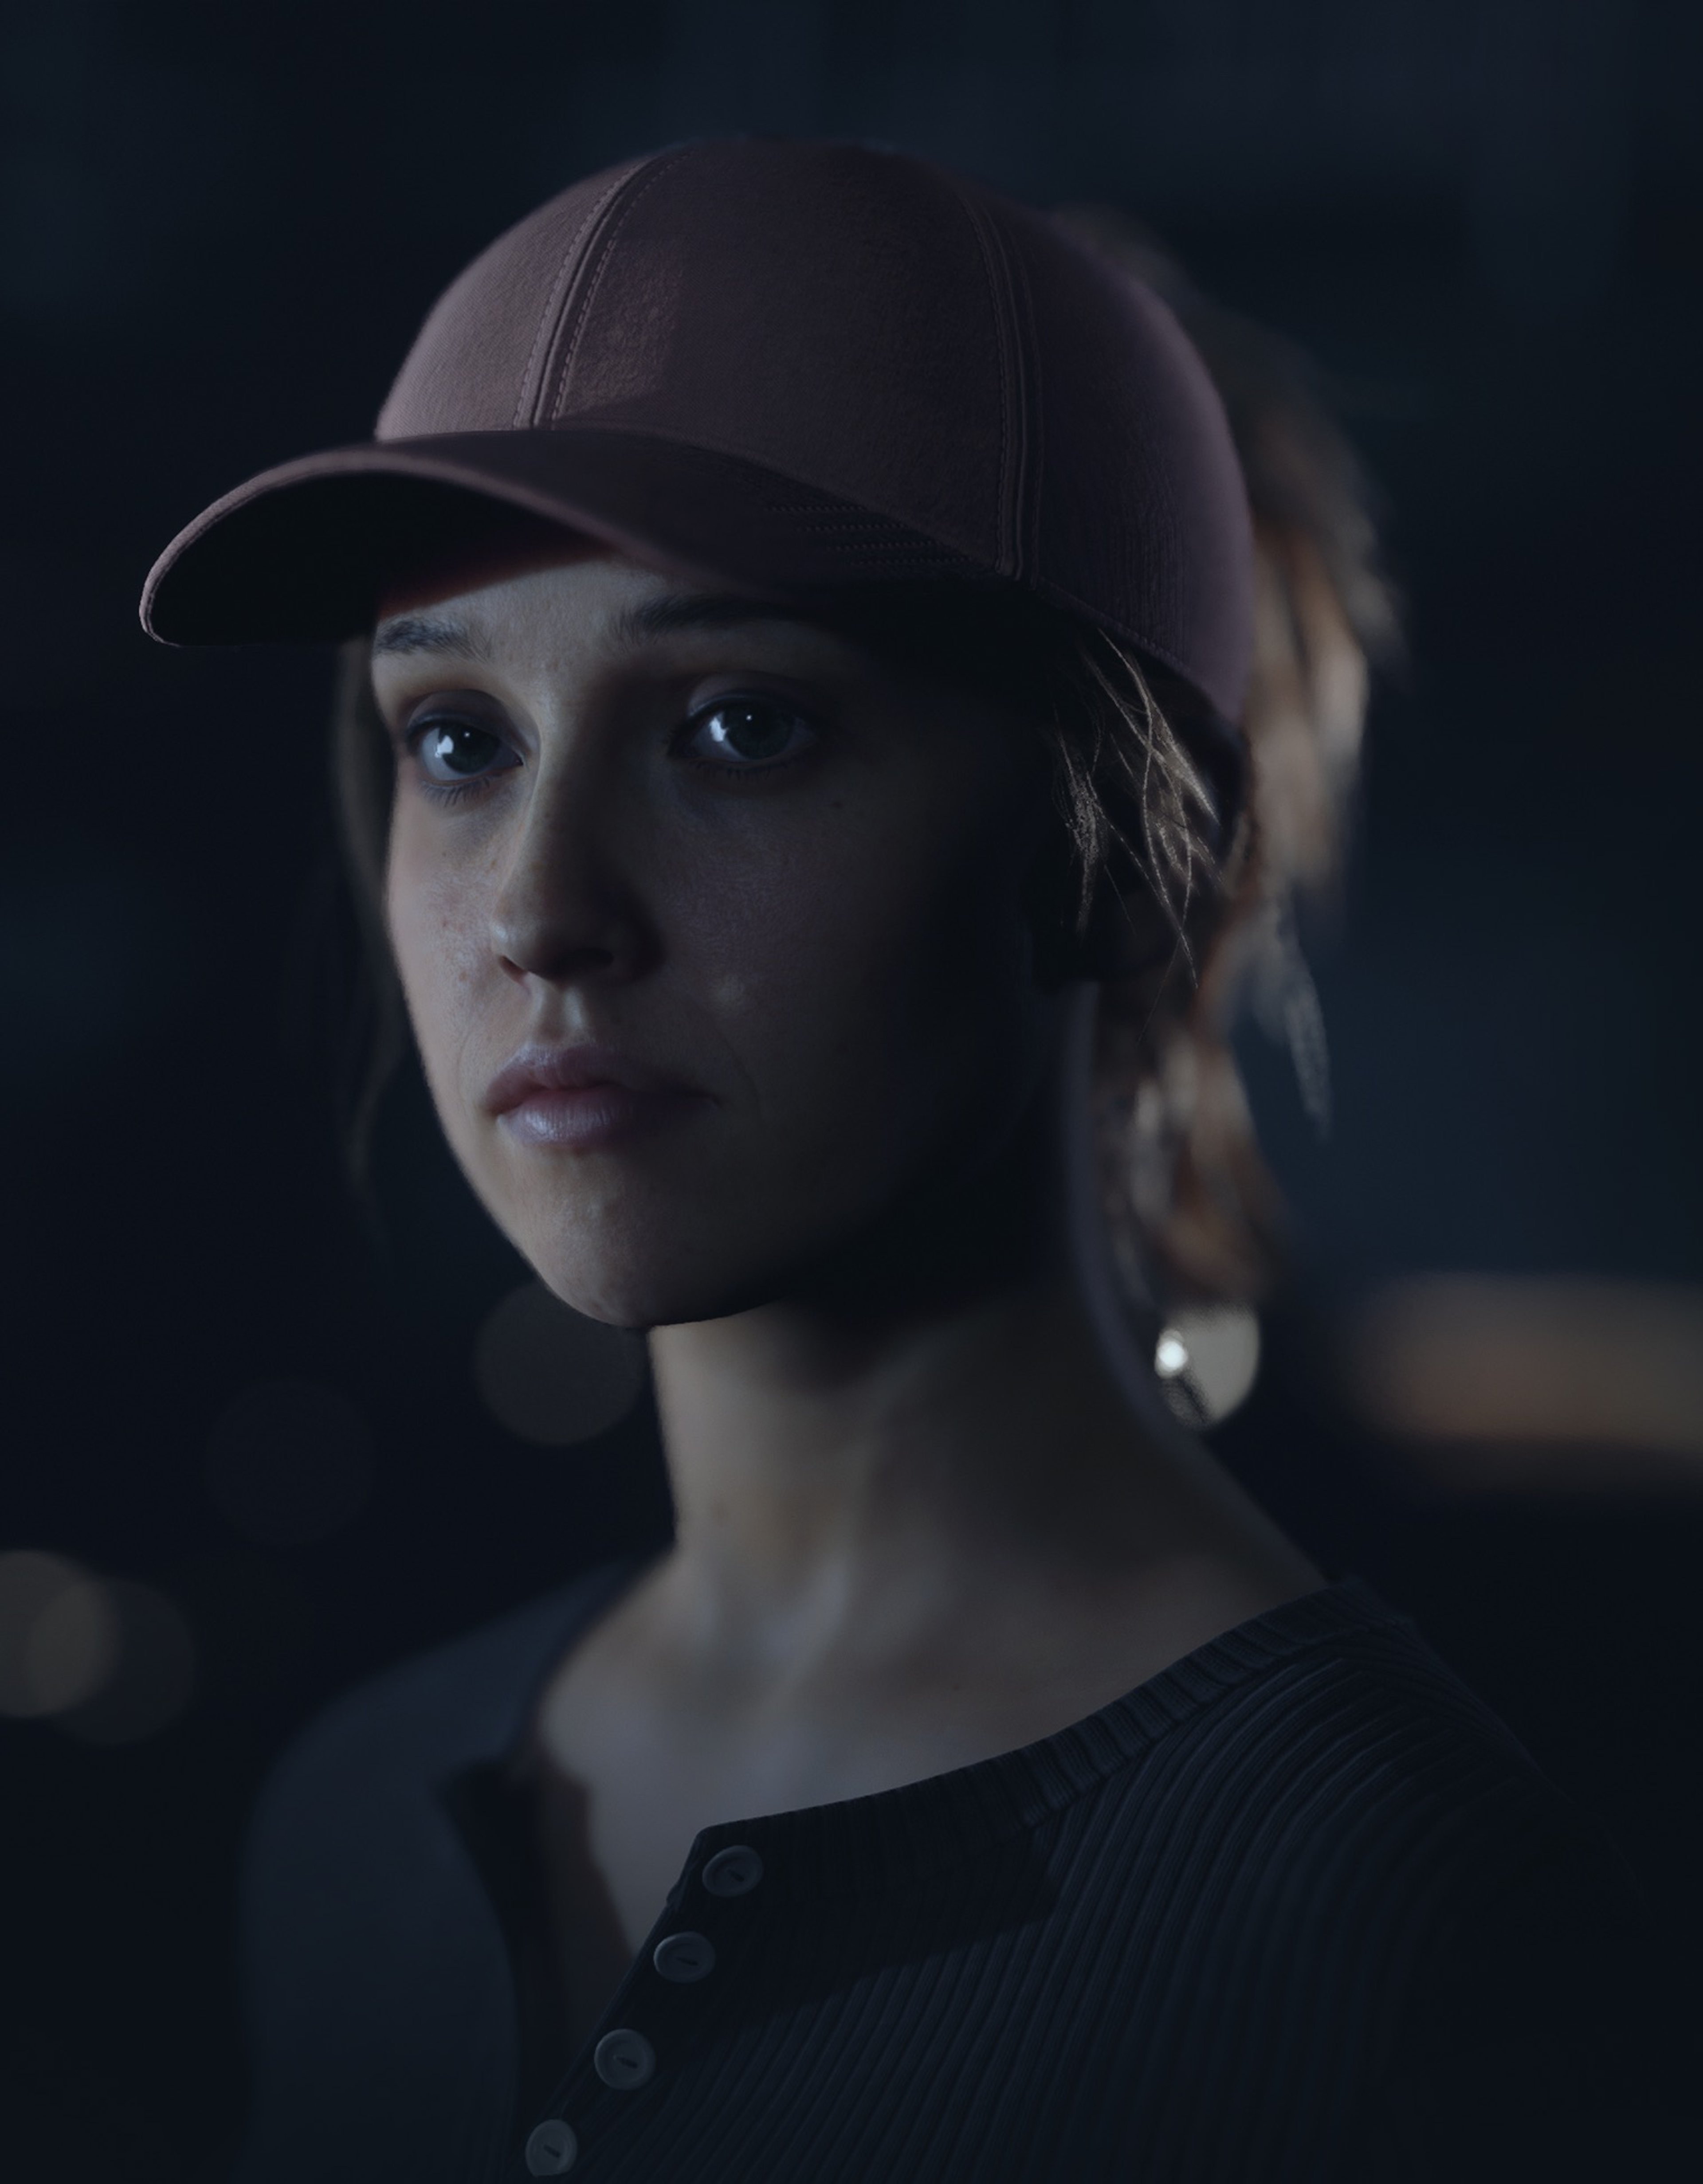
[1163, 1582, 1636, 1934]
[1071, 1583, 1700, 2168]
[229, 1561, 641, 2179]
[1174, 1578, 1568, 1807]
[1119, 1579, 1557, 1835]
[1173, 1584, 1703, 2164]
[1088, 1584, 1656, 2032]
[263, 1558, 634, 1793]
[239, 1557, 640, 1992]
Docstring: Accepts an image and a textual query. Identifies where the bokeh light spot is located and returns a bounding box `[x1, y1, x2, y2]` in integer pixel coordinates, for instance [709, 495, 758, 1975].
[0, 1551, 118, 1718]
[1346, 1276, 1703, 1491]
[205, 1379, 374, 1545]
[474, 1282, 647, 1446]
[56, 1582, 195, 1746]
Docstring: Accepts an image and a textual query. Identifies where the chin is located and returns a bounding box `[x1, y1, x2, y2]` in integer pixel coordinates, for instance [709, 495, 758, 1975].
[502, 1200, 808, 1332]
[459, 1093, 1014, 1332]
[528, 1252, 795, 1335]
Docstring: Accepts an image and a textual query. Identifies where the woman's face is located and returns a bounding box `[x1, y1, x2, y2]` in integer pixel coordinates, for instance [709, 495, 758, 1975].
[375, 541, 1064, 1328]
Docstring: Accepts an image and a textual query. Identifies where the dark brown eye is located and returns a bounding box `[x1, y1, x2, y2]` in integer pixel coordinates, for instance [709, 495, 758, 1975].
[685, 701, 813, 767]
[412, 719, 518, 784]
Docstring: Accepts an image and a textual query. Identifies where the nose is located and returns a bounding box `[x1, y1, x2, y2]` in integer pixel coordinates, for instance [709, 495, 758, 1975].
[488, 784, 655, 990]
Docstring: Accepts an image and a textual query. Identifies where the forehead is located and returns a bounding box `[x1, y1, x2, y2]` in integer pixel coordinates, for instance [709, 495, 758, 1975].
[372, 548, 850, 677]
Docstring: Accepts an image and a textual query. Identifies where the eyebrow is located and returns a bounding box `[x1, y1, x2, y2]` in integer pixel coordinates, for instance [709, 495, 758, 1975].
[369, 591, 820, 665]
[370, 613, 493, 661]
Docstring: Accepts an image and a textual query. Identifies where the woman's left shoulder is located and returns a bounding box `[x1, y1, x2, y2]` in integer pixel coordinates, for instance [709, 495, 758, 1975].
[1180, 1579, 1645, 1926]
[1205, 1581, 1703, 2171]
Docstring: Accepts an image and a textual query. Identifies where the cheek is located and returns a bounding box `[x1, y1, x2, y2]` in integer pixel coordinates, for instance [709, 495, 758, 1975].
[385, 817, 496, 1125]
[676, 785, 1047, 1191]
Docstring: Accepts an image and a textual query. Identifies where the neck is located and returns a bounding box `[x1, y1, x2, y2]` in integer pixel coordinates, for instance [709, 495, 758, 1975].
[652, 1274, 1125, 1580]
[645, 994, 1309, 1669]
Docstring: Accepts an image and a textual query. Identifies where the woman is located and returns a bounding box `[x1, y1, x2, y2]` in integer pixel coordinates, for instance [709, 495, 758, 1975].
[142, 140, 1691, 2181]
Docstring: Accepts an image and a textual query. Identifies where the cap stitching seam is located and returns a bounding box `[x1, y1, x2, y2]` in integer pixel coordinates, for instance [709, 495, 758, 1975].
[541, 147, 702, 426]
[982, 209, 1029, 580]
[510, 158, 661, 432]
[946, 185, 1024, 581]
[1003, 218, 1044, 578]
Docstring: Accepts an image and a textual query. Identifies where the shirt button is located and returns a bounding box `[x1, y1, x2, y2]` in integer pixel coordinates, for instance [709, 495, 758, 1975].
[524, 2118, 578, 2174]
[653, 1930, 716, 1983]
[702, 1844, 764, 1898]
[594, 2027, 657, 2090]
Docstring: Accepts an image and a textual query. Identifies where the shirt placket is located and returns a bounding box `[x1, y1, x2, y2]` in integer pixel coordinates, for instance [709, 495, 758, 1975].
[515, 1836, 770, 2177]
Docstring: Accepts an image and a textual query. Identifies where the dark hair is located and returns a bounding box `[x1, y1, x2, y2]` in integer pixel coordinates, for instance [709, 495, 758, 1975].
[326, 221, 1394, 1311]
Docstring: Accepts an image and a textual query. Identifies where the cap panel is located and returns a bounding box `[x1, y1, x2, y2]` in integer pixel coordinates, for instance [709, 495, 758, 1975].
[144, 135, 1256, 718]
[543, 140, 1012, 570]
[523, 145, 708, 427]
[375, 156, 654, 439]
[1011, 207, 1255, 718]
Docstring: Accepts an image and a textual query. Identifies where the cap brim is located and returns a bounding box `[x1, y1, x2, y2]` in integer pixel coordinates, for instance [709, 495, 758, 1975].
[141, 427, 984, 646]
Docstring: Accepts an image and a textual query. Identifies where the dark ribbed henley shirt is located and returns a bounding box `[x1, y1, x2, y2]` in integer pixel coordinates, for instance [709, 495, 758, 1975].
[232, 1569, 1699, 2182]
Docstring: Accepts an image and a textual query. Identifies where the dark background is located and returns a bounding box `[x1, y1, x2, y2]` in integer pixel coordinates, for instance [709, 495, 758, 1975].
[3, 3, 1700, 2176]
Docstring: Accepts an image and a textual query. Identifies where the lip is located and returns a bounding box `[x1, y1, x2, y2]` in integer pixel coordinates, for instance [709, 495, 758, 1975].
[483, 1042, 710, 1151]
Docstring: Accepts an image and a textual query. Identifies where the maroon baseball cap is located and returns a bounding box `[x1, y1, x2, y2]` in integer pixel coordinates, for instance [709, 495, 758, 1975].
[141, 137, 1255, 720]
